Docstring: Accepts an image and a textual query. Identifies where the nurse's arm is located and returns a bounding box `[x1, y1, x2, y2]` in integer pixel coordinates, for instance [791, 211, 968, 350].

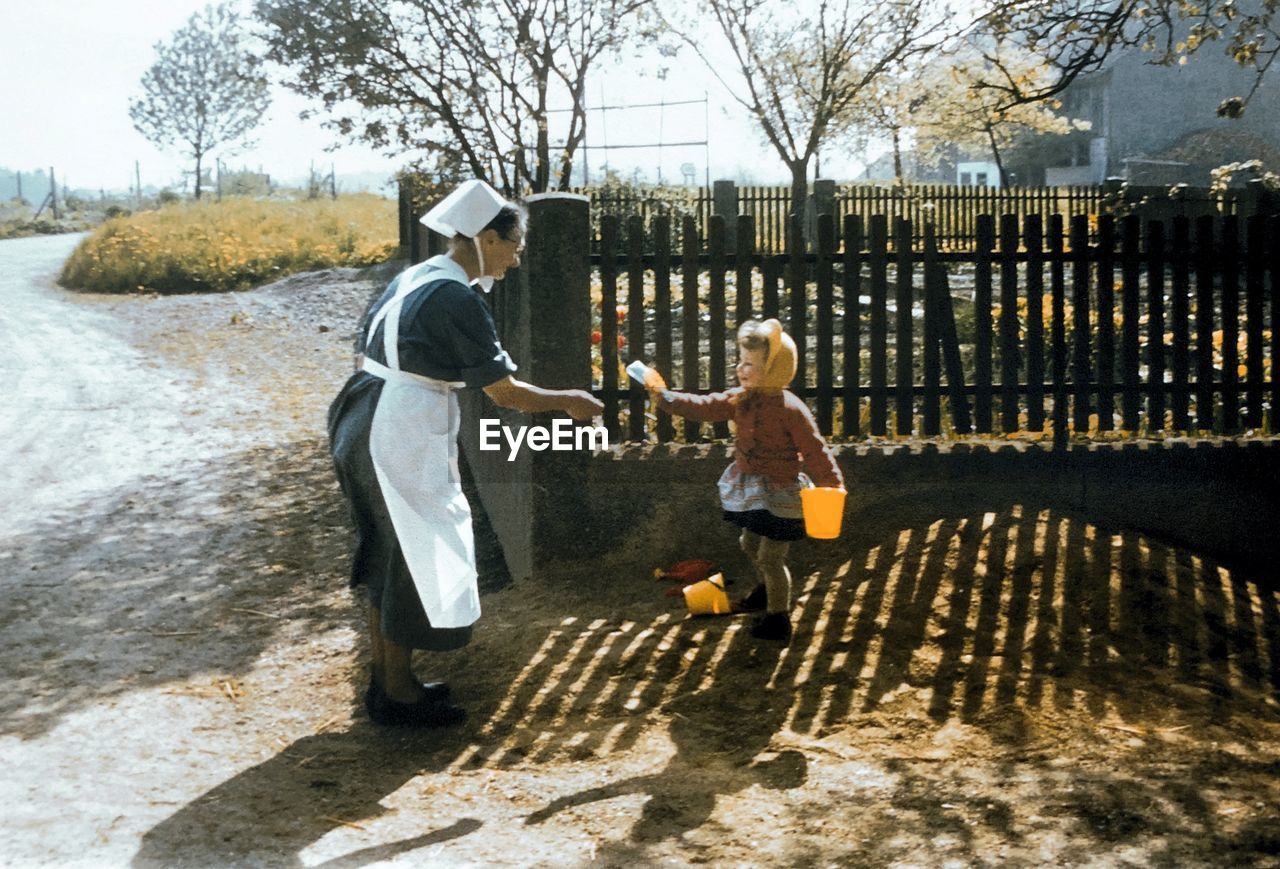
[483, 376, 603, 422]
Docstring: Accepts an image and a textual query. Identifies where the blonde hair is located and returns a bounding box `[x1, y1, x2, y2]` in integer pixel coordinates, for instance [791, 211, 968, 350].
[737, 320, 772, 357]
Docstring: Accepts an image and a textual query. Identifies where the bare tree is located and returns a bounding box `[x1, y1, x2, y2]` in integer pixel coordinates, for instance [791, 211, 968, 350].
[973, 0, 1280, 117]
[129, 3, 270, 201]
[664, 0, 949, 215]
[255, 0, 655, 195]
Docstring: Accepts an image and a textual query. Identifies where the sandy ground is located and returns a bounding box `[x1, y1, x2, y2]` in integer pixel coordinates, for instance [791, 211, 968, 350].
[1, 234, 1279, 868]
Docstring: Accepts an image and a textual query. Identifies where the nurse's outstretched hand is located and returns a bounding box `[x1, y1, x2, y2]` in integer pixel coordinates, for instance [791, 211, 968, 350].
[564, 391, 604, 421]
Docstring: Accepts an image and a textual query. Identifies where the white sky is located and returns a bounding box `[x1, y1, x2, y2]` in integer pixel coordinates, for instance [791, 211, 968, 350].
[0, 1, 875, 194]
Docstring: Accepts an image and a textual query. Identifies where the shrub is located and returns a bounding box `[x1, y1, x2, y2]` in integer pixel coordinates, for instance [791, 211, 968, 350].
[59, 194, 398, 293]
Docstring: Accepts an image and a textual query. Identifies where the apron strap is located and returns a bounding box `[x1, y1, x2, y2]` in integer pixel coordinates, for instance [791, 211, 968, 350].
[360, 357, 463, 391]
[365, 261, 445, 369]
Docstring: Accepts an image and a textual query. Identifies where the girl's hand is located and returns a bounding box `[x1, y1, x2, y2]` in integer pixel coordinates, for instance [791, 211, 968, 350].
[644, 368, 667, 390]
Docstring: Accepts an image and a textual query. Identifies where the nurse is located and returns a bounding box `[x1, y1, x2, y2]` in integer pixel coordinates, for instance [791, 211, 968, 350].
[328, 180, 602, 727]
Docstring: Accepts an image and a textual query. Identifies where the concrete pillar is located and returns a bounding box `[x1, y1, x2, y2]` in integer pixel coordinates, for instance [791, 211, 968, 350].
[1243, 178, 1269, 217]
[457, 193, 594, 581]
[522, 193, 593, 387]
[806, 179, 836, 250]
[713, 179, 738, 253]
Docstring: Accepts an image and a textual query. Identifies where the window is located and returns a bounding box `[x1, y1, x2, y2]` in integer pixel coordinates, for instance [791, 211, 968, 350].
[976, 172, 988, 186]
[960, 172, 972, 185]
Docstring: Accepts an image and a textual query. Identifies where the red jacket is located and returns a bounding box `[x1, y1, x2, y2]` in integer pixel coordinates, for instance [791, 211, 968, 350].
[660, 387, 843, 489]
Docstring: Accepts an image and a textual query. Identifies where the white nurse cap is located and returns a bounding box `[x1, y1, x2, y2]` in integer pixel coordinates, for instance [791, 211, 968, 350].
[419, 179, 509, 238]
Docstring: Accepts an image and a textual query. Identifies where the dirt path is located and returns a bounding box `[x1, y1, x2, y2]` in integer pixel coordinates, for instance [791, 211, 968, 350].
[1, 234, 1278, 867]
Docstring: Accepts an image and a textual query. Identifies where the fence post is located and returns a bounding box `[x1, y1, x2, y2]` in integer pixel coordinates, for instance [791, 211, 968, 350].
[868, 214, 889, 435]
[681, 215, 702, 442]
[841, 214, 863, 438]
[1070, 216, 1093, 433]
[922, 224, 942, 436]
[894, 217, 915, 435]
[654, 214, 674, 443]
[713, 179, 738, 255]
[974, 215, 995, 433]
[397, 179, 411, 256]
[600, 215, 621, 441]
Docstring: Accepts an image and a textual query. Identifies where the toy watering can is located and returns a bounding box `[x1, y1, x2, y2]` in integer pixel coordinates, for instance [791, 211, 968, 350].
[682, 572, 731, 616]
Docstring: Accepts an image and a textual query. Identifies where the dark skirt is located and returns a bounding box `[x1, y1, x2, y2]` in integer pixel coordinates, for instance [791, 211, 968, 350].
[327, 372, 473, 652]
[723, 509, 806, 542]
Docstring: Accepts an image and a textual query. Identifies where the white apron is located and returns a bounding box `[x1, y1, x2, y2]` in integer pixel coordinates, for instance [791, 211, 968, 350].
[361, 261, 481, 628]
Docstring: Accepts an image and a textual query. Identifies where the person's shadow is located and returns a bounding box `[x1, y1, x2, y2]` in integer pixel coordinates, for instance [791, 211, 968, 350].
[523, 636, 806, 855]
[132, 724, 480, 867]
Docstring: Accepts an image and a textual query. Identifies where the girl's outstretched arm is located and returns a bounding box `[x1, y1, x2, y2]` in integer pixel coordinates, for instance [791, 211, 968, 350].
[651, 388, 740, 423]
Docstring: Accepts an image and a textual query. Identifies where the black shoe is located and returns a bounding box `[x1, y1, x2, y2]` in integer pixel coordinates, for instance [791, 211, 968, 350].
[369, 690, 467, 728]
[365, 675, 451, 717]
[734, 582, 768, 613]
[750, 612, 792, 642]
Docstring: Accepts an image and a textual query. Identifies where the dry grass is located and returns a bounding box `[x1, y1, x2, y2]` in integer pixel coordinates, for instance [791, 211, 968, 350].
[58, 194, 398, 294]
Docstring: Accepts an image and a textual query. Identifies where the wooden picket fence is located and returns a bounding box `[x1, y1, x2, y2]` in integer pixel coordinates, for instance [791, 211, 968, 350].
[400, 177, 1273, 256]
[592, 212, 1278, 444]
[739, 183, 1108, 253]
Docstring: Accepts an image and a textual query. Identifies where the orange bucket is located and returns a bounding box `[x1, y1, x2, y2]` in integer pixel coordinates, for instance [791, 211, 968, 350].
[800, 487, 846, 539]
[682, 572, 731, 616]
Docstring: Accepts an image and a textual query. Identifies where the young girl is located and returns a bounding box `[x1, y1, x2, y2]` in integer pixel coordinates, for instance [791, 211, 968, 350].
[648, 319, 844, 642]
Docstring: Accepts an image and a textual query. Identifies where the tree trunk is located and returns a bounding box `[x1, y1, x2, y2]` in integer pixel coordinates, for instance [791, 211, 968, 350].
[892, 128, 904, 182]
[787, 159, 810, 248]
[986, 126, 1007, 188]
[788, 160, 809, 216]
[194, 152, 203, 201]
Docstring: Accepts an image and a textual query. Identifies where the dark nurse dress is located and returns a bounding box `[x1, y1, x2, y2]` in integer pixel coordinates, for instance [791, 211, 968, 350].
[328, 260, 516, 650]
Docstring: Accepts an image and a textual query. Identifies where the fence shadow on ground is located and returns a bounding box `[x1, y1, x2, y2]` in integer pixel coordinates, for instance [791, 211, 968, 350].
[426, 500, 1276, 857]
[453, 504, 1277, 774]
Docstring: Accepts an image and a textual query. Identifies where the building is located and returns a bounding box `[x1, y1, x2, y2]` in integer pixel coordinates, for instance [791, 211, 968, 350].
[1011, 41, 1280, 186]
[956, 161, 1002, 187]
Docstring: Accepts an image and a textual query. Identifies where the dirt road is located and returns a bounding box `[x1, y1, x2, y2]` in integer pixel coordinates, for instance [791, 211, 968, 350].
[1, 234, 1278, 867]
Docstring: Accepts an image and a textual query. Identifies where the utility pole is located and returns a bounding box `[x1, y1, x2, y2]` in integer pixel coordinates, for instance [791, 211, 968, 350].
[216, 158, 223, 202]
[704, 91, 710, 189]
[49, 166, 59, 220]
[330, 163, 337, 200]
[16, 171, 22, 203]
[135, 161, 142, 208]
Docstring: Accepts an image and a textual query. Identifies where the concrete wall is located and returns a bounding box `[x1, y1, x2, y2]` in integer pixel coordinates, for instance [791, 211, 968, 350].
[470, 432, 1280, 584]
